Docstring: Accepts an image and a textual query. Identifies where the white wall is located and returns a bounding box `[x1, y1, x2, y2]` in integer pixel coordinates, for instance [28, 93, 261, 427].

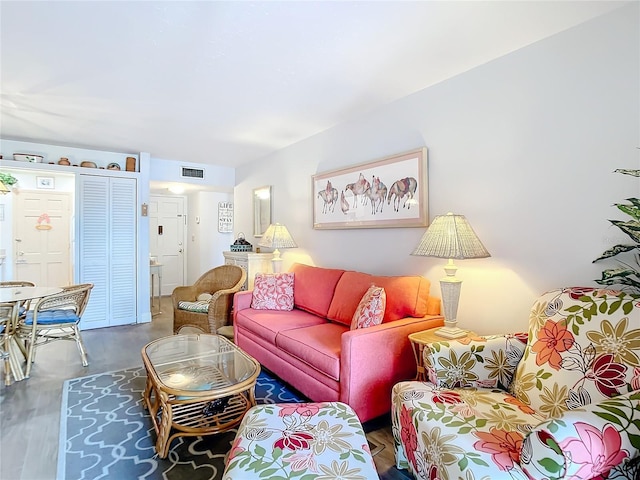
[234, 5, 640, 335]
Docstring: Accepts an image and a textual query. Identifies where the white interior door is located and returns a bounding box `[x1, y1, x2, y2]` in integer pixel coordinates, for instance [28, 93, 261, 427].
[13, 190, 72, 286]
[149, 195, 185, 295]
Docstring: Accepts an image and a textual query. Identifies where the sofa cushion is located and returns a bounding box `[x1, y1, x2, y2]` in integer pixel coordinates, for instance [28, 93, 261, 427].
[328, 271, 431, 325]
[351, 285, 386, 330]
[235, 308, 325, 344]
[251, 272, 294, 311]
[276, 323, 347, 381]
[290, 263, 345, 317]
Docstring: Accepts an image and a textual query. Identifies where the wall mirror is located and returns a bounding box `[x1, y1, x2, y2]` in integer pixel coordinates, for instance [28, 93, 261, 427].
[253, 186, 272, 237]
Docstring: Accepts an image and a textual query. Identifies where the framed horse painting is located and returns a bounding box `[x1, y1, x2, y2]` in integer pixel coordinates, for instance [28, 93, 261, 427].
[312, 147, 428, 229]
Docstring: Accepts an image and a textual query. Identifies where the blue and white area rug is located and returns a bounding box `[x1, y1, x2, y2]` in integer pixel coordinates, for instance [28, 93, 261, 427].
[57, 366, 306, 480]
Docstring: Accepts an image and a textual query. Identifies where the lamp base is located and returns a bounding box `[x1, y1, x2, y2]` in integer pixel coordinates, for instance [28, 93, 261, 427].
[435, 325, 468, 339]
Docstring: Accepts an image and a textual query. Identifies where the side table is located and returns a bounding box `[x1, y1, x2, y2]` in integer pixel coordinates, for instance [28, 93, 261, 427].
[409, 328, 477, 381]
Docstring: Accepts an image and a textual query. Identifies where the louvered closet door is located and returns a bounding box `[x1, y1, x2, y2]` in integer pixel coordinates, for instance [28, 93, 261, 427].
[109, 178, 137, 325]
[78, 175, 137, 329]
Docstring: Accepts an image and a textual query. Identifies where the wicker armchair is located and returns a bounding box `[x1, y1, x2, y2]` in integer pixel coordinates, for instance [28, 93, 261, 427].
[172, 265, 246, 334]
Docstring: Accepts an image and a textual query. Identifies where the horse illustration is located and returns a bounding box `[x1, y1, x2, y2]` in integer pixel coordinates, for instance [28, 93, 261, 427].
[344, 173, 370, 208]
[388, 177, 417, 211]
[366, 176, 387, 214]
[318, 186, 338, 213]
[340, 190, 349, 214]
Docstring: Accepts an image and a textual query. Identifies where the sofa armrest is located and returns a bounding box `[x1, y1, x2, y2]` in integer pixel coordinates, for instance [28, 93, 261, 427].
[340, 315, 444, 421]
[424, 333, 528, 390]
[521, 390, 640, 480]
[233, 290, 253, 316]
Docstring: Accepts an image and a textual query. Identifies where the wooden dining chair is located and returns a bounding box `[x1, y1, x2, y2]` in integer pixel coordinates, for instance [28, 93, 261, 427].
[18, 283, 93, 378]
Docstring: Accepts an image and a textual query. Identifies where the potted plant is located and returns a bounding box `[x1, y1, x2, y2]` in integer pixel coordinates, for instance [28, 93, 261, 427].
[0, 171, 18, 194]
[593, 168, 640, 294]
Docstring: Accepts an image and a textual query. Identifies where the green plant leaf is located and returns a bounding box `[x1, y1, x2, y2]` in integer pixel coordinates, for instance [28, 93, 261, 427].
[616, 203, 640, 222]
[610, 220, 640, 244]
[614, 169, 640, 177]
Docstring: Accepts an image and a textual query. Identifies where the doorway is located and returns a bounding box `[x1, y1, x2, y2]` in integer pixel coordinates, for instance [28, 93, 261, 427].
[12, 190, 72, 286]
[149, 195, 186, 296]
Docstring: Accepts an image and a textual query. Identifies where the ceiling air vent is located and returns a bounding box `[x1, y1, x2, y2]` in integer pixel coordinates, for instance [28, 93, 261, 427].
[181, 167, 204, 179]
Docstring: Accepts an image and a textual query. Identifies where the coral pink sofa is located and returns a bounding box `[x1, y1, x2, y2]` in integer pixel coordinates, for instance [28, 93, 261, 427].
[233, 263, 443, 422]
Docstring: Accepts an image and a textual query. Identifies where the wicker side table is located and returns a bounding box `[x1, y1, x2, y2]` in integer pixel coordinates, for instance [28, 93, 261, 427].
[409, 328, 477, 381]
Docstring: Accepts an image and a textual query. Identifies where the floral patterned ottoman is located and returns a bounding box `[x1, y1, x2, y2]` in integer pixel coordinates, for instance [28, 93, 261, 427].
[223, 401, 379, 479]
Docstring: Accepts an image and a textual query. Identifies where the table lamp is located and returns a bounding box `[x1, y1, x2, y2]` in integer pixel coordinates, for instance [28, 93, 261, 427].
[412, 212, 490, 338]
[258, 223, 298, 273]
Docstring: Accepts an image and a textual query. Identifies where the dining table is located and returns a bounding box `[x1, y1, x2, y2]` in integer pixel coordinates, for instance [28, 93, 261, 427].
[0, 286, 62, 385]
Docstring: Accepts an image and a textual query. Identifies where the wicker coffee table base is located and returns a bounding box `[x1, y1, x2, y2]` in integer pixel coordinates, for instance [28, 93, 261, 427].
[142, 365, 257, 458]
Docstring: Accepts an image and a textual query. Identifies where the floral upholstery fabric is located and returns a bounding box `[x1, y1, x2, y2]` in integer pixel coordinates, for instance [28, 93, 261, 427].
[392, 288, 640, 480]
[350, 285, 386, 330]
[424, 333, 528, 390]
[251, 272, 295, 311]
[223, 402, 378, 479]
[523, 390, 640, 480]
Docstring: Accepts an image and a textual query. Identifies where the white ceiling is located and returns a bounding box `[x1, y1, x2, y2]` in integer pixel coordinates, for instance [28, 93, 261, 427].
[0, 1, 628, 169]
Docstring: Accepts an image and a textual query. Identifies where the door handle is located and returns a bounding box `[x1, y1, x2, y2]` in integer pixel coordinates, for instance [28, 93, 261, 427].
[178, 249, 183, 253]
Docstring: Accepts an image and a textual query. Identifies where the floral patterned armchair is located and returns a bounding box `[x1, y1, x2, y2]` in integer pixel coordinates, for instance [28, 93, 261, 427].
[392, 288, 640, 480]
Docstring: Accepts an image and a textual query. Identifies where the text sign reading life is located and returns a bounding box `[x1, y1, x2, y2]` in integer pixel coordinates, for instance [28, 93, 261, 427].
[218, 202, 233, 233]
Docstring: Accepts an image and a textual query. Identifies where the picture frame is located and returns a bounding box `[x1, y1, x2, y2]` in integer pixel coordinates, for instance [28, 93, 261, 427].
[36, 176, 55, 189]
[312, 147, 428, 229]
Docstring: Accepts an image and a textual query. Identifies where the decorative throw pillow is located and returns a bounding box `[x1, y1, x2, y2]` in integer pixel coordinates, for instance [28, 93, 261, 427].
[251, 273, 295, 311]
[197, 293, 212, 302]
[350, 285, 386, 330]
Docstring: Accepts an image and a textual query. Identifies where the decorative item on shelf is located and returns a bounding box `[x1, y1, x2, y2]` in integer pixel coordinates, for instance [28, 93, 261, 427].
[0, 171, 18, 195]
[58, 157, 70, 166]
[258, 223, 298, 273]
[13, 153, 44, 163]
[80, 161, 97, 168]
[107, 162, 121, 171]
[126, 157, 136, 172]
[230, 233, 253, 252]
[411, 212, 490, 338]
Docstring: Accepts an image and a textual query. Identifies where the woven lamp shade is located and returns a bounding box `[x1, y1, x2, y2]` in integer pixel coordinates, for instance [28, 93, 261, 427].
[412, 213, 490, 259]
[258, 223, 298, 249]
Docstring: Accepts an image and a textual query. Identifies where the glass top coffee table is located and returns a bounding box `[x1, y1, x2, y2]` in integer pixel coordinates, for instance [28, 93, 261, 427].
[141, 333, 260, 458]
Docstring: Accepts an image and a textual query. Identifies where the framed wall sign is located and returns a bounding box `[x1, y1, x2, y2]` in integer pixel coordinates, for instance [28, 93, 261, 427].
[36, 176, 55, 189]
[312, 147, 428, 229]
[218, 202, 233, 233]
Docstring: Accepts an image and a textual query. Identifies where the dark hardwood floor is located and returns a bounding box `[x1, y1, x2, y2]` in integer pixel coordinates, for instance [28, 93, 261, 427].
[0, 300, 411, 480]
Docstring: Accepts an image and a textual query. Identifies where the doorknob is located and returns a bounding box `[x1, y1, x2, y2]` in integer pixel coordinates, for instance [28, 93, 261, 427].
[15, 238, 22, 243]
[178, 249, 183, 253]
